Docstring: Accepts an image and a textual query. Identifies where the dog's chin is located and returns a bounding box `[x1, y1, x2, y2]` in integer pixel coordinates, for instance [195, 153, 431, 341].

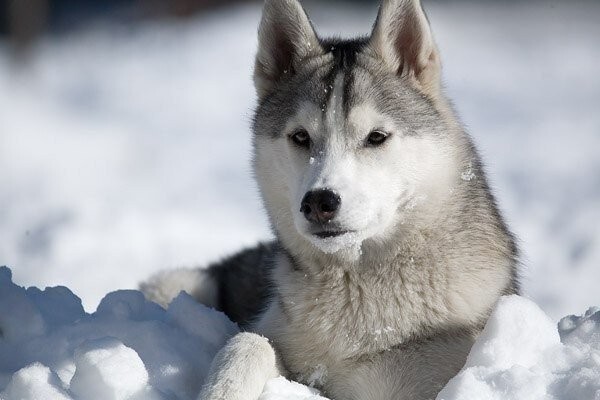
[292, 214, 386, 257]
[301, 228, 367, 256]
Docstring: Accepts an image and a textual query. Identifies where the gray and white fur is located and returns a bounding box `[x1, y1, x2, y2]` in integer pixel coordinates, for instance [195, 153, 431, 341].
[141, 0, 520, 399]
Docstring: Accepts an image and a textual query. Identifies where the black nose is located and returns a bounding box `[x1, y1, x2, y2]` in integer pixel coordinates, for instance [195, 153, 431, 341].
[300, 189, 341, 224]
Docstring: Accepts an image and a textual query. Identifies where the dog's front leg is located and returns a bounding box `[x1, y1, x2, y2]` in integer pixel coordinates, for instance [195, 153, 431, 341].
[198, 332, 284, 400]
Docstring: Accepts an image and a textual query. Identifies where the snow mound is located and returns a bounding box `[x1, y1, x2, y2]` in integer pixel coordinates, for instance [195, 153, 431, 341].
[1, 268, 598, 400]
[0, 266, 238, 400]
[437, 295, 600, 400]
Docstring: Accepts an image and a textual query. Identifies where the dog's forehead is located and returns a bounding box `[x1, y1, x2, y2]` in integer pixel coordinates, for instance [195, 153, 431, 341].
[293, 39, 387, 131]
[300, 41, 433, 129]
[253, 38, 441, 139]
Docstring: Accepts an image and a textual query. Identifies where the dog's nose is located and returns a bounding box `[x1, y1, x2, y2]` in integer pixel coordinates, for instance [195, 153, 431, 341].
[300, 189, 341, 223]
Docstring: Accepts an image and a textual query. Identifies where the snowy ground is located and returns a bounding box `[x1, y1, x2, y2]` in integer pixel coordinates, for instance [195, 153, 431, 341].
[1, 0, 599, 398]
[1, 267, 599, 399]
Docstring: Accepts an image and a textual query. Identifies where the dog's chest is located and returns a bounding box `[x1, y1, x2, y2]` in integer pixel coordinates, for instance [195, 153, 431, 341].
[272, 266, 446, 382]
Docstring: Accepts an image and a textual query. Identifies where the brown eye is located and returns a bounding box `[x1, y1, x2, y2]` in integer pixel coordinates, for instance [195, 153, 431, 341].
[366, 130, 389, 147]
[290, 129, 310, 149]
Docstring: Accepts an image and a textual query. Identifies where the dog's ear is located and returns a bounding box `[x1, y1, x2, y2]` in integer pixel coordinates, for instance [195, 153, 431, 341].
[254, 0, 323, 100]
[368, 0, 440, 96]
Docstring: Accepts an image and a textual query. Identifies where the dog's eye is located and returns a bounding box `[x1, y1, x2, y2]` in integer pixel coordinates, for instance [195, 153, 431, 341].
[289, 129, 311, 149]
[366, 130, 389, 147]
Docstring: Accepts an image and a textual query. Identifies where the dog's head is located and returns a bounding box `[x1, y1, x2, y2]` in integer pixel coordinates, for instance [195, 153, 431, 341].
[253, 0, 467, 257]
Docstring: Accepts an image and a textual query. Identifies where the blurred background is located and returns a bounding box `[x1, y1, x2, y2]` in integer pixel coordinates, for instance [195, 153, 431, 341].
[0, 0, 598, 320]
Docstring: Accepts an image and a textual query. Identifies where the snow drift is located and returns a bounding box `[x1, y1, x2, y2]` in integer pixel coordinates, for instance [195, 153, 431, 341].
[0, 266, 237, 400]
[438, 297, 600, 400]
[0, 267, 598, 400]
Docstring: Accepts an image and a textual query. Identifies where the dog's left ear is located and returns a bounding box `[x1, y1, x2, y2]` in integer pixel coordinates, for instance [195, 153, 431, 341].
[369, 0, 441, 96]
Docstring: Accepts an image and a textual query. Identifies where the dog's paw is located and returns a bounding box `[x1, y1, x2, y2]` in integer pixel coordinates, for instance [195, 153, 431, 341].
[198, 332, 282, 400]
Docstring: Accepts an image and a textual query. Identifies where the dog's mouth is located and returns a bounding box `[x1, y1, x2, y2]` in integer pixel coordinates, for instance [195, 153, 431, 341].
[314, 230, 351, 239]
[304, 227, 363, 254]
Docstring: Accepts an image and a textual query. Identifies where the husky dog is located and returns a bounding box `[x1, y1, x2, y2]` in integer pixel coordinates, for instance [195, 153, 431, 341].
[141, 0, 519, 398]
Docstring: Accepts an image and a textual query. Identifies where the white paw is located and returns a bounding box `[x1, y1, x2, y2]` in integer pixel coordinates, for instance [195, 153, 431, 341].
[198, 332, 282, 400]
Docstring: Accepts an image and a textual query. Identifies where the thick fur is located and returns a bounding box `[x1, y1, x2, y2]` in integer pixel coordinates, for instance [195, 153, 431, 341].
[141, 0, 520, 399]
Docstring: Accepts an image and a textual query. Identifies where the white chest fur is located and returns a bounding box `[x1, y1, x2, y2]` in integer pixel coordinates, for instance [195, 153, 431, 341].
[263, 259, 450, 380]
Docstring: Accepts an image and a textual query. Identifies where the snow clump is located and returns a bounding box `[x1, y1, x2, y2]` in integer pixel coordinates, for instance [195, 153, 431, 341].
[437, 295, 600, 400]
[0, 266, 238, 400]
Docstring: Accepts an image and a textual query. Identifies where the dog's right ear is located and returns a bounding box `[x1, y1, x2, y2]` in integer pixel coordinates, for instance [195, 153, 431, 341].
[254, 0, 323, 100]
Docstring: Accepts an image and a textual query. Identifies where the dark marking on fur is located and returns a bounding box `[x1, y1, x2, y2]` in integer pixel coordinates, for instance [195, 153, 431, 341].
[203, 241, 307, 328]
[319, 38, 368, 117]
[321, 38, 367, 71]
[342, 69, 355, 117]
[206, 242, 278, 328]
[279, 245, 304, 273]
[321, 66, 337, 114]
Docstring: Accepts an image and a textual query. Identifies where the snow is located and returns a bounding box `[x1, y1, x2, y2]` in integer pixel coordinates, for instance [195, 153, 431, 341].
[437, 295, 600, 400]
[69, 338, 151, 400]
[1, 0, 599, 399]
[0, 267, 238, 400]
[1, 363, 72, 400]
[1, 269, 599, 400]
[464, 296, 560, 371]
